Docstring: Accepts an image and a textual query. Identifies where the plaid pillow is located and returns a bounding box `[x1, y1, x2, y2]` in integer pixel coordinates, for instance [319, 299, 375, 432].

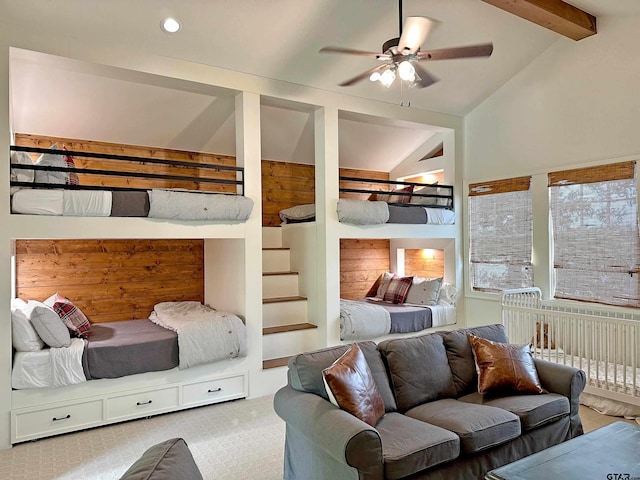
[45, 293, 91, 338]
[382, 275, 414, 304]
[63, 146, 79, 185]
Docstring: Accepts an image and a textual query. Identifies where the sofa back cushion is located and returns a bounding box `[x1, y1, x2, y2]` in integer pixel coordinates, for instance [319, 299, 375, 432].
[288, 341, 397, 412]
[378, 333, 456, 412]
[441, 324, 509, 396]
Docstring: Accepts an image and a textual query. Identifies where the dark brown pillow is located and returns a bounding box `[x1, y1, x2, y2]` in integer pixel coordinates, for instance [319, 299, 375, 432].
[322, 343, 385, 427]
[365, 274, 382, 298]
[468, 334, 544, 395]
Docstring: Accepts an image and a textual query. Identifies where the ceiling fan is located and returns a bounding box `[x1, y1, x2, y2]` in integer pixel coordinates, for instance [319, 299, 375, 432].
[319, 0, 494, 89]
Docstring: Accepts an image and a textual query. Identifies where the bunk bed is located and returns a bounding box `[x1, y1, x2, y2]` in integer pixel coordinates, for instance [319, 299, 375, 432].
[278, 176, 455, 225]
[340, 273, 458, 341]
[9, 145, 253, 222]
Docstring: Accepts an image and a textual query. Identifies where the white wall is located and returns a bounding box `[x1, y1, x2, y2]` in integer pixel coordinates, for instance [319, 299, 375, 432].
[463, 15, 640, 326]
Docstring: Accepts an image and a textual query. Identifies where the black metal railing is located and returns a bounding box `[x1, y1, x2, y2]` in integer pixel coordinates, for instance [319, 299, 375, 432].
[339, 176, 453, 209]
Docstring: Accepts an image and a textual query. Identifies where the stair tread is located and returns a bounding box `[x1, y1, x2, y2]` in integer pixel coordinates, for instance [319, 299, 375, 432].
[263, 247, 290, 251]
[263, 322, 317, 335]
[263, 295, 307, 304]
[263, 356, 292, 369]
[263, 271, 298, 276]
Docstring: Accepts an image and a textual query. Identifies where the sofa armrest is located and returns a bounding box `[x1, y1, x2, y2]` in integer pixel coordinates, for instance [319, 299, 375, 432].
[534, 358, 586, 438]
[274, 385, 384, 479]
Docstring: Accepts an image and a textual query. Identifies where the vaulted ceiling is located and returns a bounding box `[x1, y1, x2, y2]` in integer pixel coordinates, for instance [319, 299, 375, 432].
[4, 0, 640, 169]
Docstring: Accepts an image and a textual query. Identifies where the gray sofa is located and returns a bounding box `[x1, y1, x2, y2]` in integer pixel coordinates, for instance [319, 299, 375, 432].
[273, 324, 587, 480]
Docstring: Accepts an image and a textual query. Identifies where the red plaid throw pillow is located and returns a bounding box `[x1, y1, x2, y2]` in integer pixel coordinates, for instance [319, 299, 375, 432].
[45, 293, 91, 338]
[382, 275, 414, 304]
[63, 146, 79, 185]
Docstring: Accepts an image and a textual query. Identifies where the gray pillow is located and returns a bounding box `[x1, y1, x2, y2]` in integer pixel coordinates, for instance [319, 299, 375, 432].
[25, 300, 71, 348]
[120, 438, 203, 480]
[404, 277, 442, 306]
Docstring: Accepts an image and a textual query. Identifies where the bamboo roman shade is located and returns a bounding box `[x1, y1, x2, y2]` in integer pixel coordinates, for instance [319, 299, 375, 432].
[549, 161, 640, 307]
[468, 176, 533, 292]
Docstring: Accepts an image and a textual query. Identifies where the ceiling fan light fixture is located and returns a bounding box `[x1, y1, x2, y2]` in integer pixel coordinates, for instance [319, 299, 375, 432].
[370, 71, 382, 82]
[161, 17, 182, 34]
[398, 61, 416, 81]
[379, 68, 396, 87]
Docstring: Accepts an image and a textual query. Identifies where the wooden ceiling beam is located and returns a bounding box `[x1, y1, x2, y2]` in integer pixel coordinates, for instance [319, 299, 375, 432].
[482, 0, 596, 41]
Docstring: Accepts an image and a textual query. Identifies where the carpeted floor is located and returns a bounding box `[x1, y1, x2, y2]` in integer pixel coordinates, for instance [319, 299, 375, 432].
[0, 396, 635, 480]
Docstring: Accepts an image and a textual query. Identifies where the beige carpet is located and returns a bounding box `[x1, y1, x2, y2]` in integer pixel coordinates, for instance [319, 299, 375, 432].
[0, 395, 634, 480]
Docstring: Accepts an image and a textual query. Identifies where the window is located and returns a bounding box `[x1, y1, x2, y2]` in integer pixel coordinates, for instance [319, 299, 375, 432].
[549, 161, 640, 307]
[468, 176, 533, 292]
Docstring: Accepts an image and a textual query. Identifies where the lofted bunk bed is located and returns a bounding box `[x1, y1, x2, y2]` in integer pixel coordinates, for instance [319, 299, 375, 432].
[9, 239, 248, 444]
[9, 135, 253, 222]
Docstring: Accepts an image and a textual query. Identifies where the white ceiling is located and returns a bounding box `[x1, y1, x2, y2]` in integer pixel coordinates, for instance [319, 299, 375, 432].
[5, 0, 640, 170]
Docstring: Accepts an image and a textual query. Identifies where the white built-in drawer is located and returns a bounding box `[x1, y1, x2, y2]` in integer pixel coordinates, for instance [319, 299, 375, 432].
[12, 399, 103, 443]
[106, 387, 179, 421]
[182, 374, 246, 407]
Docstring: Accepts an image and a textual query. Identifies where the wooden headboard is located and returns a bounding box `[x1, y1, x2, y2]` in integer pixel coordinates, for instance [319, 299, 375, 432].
[14, 239, 204, 323]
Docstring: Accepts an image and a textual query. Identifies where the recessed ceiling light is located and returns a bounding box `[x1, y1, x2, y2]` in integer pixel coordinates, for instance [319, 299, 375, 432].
[161, 17, 181, 34]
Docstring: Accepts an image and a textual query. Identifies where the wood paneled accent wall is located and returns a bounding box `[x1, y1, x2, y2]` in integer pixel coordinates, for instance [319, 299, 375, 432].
[15, 239, 204, 323]
[404, 248, 445, 279]
[339, 168, 391, 201]
[340, 239, 390, 300]
[262, 160, 315, 227]
[14, 133, 237, 193]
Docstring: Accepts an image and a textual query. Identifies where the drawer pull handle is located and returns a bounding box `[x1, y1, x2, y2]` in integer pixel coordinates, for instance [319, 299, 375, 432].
[52, 414, 71, 422]
[136, 400, 153, 406]
[208, 387, 222, 393]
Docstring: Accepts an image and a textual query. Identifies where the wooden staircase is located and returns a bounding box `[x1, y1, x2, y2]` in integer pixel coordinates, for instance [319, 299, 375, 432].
[262, 228, 316, 369]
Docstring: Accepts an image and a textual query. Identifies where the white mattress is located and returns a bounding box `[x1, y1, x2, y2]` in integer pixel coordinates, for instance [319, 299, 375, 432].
[12, 338, 86, 389]
[424, 207, 455, 225]
[11, 189, 112, 216]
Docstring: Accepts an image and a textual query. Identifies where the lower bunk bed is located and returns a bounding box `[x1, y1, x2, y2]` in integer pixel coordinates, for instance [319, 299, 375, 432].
[10, 298, 248, 444]
[340, 273, 458, 341]
[501, 287, 640, 424]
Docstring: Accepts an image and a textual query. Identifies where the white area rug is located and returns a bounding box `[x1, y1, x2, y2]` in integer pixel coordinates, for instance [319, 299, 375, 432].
[0, 395, 284, 480]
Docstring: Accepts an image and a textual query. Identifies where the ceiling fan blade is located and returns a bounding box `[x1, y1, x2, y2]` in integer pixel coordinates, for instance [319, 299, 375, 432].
[412, 63, 439, 88]
[319, 46, 388, 59]
[338, 64, 388, 86]
[417, 43, 494, 61]
[397, 17, 438, 55]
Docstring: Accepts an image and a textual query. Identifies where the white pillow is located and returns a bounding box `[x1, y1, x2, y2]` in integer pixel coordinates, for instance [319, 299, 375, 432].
[438, 282, 459, 307]
[279, 204, 315, 223]
[10, 151, 35, 195]
[24, 300, 71, 348]
[34, 144, 68, 185]
[404, 277, 442, 306]
[11, 298, 44, 351]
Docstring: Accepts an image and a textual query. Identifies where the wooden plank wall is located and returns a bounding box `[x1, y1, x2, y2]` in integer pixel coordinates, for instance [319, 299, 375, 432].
[404, 249, 445, 279]
[15, 239, 204, 323]
[262, 160, 315, 227]
[339, 167, 391, 200]
[340, 239, 390, 300]
[14, 133, 237, 193]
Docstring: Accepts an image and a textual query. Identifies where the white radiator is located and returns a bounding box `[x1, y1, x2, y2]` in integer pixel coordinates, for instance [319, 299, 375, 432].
[501, 288, 640, 407]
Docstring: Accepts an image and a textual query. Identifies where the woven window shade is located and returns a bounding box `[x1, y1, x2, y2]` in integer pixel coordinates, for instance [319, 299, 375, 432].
[468, 177, 533, 292]
[549, 162, 640, 307]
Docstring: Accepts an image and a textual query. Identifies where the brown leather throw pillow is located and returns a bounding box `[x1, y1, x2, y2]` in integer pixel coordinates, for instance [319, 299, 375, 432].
[468, 334, 544, 395]
[322, 343, 385, 427]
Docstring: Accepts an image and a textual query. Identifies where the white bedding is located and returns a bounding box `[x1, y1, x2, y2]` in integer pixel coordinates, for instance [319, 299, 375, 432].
[340, 299, 391, 341]
[63, 190, 112, 216]
[11, 189, 64, 215]
[337, 199, 389, 225]
[149, 301, 247, 369]
[424, 207, 455, 225]
[12, 338, 86, 389]
[148, 189, 254, 221]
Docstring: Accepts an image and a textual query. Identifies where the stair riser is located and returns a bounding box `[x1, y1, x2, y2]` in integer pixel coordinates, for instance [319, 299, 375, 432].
[263, 274, 299, 298]
[262, 250, 290, 273]
[263, 301, 308, 327]
[263, 329, 318, 359]
[262, 227, 282, 249]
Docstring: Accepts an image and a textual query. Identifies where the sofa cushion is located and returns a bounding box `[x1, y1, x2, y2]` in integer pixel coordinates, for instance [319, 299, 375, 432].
[468, 334, 544, 394]
[288, 341, 397, 411]
[406, 399, 521, 454]
[119, 438, 203, 480]
[441, 324, 509, 396]
[378, 333, 456, 412]
[376, 412, 460, 480]
[323, 344, 385, 427]
[459, 392, 570, 431]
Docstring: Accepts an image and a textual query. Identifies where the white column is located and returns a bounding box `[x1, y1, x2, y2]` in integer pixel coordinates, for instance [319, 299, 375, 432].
[0, 45, 13, 449]
[315, 106, 340, 346]
[531, 173, 551, 299]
